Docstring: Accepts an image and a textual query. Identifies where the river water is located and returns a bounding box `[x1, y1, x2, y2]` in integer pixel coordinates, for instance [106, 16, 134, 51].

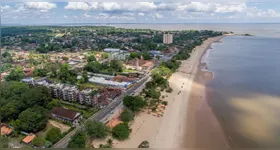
[118, 23, 280, 147]
[205, 35, 280, 148]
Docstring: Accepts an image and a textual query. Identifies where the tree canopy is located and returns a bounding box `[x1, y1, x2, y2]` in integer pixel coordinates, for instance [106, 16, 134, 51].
[123, 96, 146, 112]
[0, 136, 9, 148]
[87, 55, 96, 62]
[67, 131, 87, 148]
[5, 67, 25, 81]
[0, 82, 52, 122]
[32, 137, 46, 147]
[16, 106, 49, 132]
[112, 123, 130, 140]
[120, 109, 135, 122]
[85, 120, 110, 139]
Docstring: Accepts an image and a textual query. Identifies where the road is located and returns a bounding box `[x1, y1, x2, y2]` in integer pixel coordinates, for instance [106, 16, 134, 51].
[52, 73, 152, 148]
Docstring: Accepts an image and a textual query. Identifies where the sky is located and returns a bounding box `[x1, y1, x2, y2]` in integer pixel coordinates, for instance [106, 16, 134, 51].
[1, 1, 280, 24]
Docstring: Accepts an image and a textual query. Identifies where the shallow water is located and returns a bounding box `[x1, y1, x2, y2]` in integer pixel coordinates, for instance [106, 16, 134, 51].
[205, 36, 280, 148]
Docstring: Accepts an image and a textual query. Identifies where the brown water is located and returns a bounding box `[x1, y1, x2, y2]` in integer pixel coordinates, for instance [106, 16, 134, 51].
[205, 35, 280, 148]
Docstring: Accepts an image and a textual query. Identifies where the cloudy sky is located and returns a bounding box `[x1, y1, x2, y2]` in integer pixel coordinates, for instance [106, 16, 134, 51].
[1, 1, 280, 24]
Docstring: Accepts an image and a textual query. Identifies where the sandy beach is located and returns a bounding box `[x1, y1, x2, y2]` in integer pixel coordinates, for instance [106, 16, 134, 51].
[114, 35, 226, 148]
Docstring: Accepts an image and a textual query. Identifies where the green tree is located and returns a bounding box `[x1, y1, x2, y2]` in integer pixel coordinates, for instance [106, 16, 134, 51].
[142, 52, 152, 60]
[45, 128, 62, 144]
[129, 52, 139, 59]
[85, 120, 110, 139]
[110, 60, 123, 73]
[144, 88, 160, 99]
[67, 131, 87, 148]
[22, 86, 51, 108]
[112, 123, 130, 140]
[33, 68, 48, 77]
[123, 96, 146, 112]
[2, 51, 11, 58]
[5, 67, 25, 81]
[32, 137, 46, 147]
[82, 70, 88, 82]
[17, 106, 49, 132]
[99, 144, 112, 148]
[120, 109, 135, 122]
[101, 52, 109, 59]
[46, 99, 61, 110]
[0, 135, 9, 148]
[87, 55, 96, 62]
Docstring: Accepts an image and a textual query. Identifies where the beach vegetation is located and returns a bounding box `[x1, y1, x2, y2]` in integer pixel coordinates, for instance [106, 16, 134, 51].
[162, 101, 168, 106]
[123, 96, 146, 112]
[84, 120, 110, 139]
[120, 109, 135, 122]
[112, 123, 130, 140]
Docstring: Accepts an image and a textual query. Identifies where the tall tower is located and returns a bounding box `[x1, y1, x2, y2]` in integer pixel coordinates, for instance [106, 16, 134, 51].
[163, 33, 173, 44]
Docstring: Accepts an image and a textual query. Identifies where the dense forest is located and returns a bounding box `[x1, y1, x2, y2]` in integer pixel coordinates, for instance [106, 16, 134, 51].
[0, 82, 59, 132]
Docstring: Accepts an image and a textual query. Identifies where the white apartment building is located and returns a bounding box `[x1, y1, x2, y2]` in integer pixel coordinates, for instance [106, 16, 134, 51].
[163, 34, 173, 44]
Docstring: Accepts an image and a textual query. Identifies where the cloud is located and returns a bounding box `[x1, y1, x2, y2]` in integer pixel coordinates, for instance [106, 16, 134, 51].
[23, 2, 57, 10]
[138, 12, 145, 16]
[64, 2, 156, 12]
[1, 5, 11, 13]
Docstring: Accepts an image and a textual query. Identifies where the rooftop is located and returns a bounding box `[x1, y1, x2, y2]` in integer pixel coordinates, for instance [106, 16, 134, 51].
[22, 133, 36, 144]
[51, 107, 81, 120]
[1, 125, 13, 135]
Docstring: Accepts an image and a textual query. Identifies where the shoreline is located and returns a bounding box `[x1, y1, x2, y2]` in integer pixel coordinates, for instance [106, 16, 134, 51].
[114, 35, 226, 148]
[182, 35, 231, 148]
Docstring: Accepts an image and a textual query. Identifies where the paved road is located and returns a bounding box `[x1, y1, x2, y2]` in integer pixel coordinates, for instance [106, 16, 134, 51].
[53, 73, 151, 148]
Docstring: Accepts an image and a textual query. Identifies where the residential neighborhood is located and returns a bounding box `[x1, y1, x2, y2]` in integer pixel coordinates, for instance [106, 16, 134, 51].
[0, 25, 222, 148]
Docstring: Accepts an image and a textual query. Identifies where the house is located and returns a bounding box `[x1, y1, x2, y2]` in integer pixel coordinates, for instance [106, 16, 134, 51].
[1, 124, 13, 136]
[22, 133, 36, 144]
[51, 107, 82, 125]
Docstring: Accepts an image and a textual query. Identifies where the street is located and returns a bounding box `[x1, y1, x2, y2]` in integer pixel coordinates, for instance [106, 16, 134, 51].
[52, 73, 151, 148]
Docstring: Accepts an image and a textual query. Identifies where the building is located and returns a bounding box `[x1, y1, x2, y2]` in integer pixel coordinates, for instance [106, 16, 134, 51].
[111, 75, 136, 83]
[61, 86, 79, 102]
[1, 124, 13, 136]
[49, 83, 64, 99]
[51, 107, 82, 125]
[22, 133, 36, 144]
[163, 34, 173, 44]
[104, 48, 120, 53]
[108, 50, 130, 60]
[88, 76, 131, 89]
[150, 50, 163, 58]
[78, 89, 98, 106]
